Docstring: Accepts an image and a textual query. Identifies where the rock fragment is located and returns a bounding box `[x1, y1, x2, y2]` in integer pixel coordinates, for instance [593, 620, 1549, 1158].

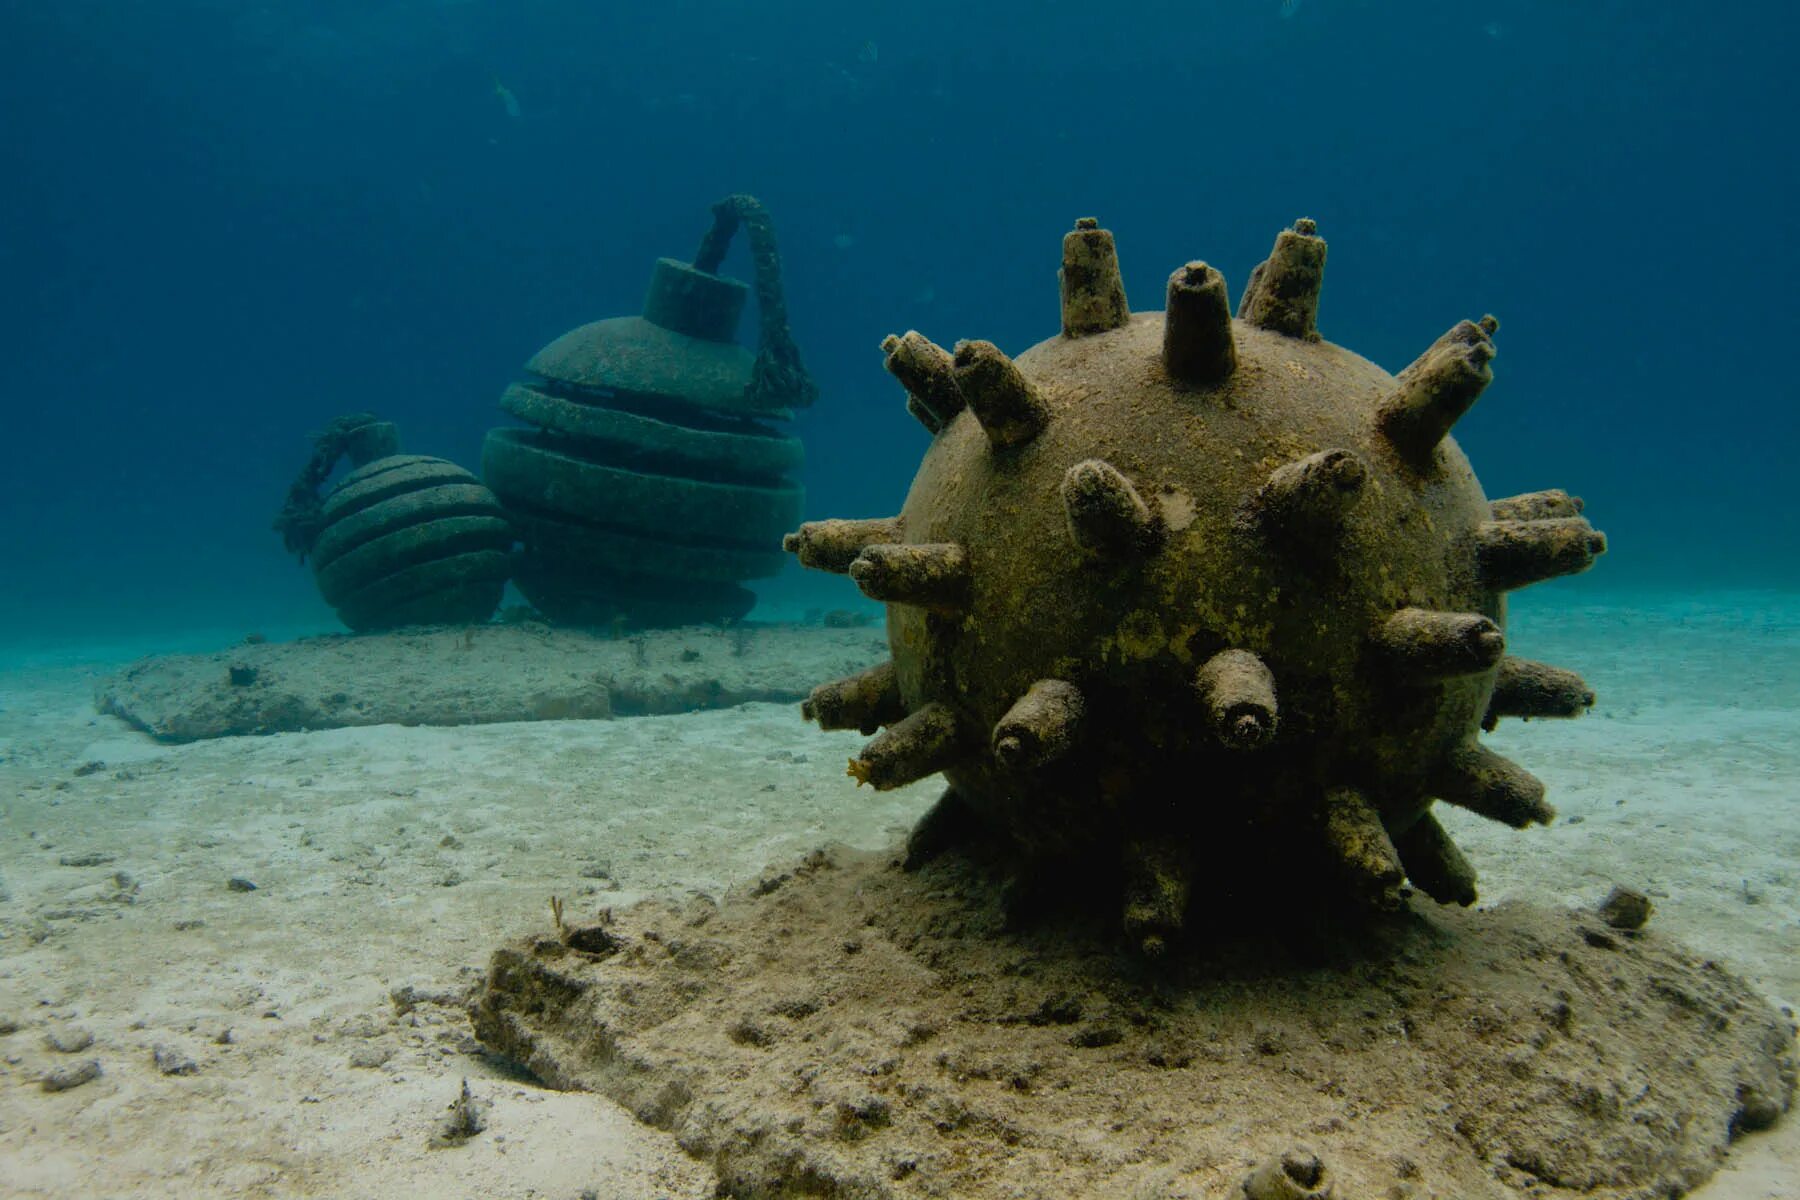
[42, 1059, 101, 1092]
[45, 1027, 94, 1054]
[153, 1044, 199, 1076]
[1598, 884, 1653, 931]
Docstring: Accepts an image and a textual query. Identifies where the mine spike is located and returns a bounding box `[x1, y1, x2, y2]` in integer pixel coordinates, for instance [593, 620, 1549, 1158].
[1482, 656, 1596, 731]
[1490, 488, 1584, 522]
[992, 679, 1085, 770]
[1061, 459, 1163, 558]
[1244, 448, 1368, 538]
[1238, 218, 1326, 340]
[1059, 217, 1130, 337]
[1475, 517, 1608, 591]
[1122, 840, 1191, 957]
[1321, 787, 1406, 908]
[847, 701, 966, 790]
[1376, 318, 1497, 465]
[801, 659, 907, 735]
[1373, 608, 1505, 679]
[953, 340, 1051, 448]
[1161, 261, 1238, 385]
[1433, 743, 1554, 828]
[1193, 650, 1278, 749]
[1393, 811, 1478, 906]
[848, 542, 971, 613]
[881, 330, 966, 433]
[782, 516, 905, 574]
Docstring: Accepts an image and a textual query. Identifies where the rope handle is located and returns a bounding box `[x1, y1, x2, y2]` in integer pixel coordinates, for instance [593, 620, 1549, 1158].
[272, 413, 394, 562]
[693, 194, 818, 410]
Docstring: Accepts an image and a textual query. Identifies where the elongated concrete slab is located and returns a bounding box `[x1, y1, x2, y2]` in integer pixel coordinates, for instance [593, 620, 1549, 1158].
[97, 622, 886, 743]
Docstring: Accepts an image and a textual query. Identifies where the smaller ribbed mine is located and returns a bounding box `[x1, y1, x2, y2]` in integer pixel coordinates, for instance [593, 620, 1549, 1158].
[310, 455, 512, 631]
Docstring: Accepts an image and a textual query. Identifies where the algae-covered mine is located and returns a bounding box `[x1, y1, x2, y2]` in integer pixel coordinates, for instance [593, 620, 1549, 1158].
[790, 217, 1607, 950]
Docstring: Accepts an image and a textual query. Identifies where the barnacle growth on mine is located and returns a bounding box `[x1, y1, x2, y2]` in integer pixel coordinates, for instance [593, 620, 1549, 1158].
[786, 217, 1607, 952]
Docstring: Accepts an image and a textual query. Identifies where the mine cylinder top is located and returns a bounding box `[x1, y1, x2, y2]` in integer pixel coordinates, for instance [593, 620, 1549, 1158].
[642, 258, 749, 343]
[342, 420, 400, 467]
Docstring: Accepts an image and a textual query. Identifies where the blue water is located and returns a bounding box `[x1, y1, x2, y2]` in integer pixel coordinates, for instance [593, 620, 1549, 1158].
[1, 1, 1792, 644]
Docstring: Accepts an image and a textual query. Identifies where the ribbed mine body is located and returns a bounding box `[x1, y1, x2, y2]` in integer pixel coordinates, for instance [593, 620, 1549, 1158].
[481, 381, 802, 627]
[483, 258, 805, 628]
[310, 454, 512, 631]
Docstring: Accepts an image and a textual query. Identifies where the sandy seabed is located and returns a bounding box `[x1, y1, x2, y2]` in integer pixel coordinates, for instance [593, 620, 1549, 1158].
[1, 590, 1796, 1199]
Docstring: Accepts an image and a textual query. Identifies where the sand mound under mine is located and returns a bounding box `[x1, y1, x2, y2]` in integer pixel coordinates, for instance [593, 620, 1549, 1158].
[474, 843, 1797, 1200]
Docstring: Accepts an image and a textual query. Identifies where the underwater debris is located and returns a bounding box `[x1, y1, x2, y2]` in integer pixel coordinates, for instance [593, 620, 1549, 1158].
[152, 1043, 199, 1076]
[1243, 1146, 1333, 1200]
[45, 1027, 94, 1054]
[491, 75, 521, 120]
[429, 1078, 487, 1147]
[347, 1042, 394, 1069]
[1598, 884, 1653, 930]
[550, 893, 619, 954]
[41, 1059, 101, 1093]
[789, 217, 1607, 951]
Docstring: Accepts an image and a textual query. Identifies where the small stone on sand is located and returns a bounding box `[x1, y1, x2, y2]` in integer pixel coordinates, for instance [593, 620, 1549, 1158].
[153, 1044, 199, 1076]
[46, 1027, 94, 1053]
[1598, 884, 1654, 931]
[41, 1059, 101, 1092]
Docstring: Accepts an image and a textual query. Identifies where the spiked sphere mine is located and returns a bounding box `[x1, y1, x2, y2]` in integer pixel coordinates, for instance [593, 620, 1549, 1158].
[786, 218, 1606, 951]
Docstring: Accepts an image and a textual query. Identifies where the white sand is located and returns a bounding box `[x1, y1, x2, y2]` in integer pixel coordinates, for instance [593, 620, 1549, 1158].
[1, 590, 1795, 1198]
